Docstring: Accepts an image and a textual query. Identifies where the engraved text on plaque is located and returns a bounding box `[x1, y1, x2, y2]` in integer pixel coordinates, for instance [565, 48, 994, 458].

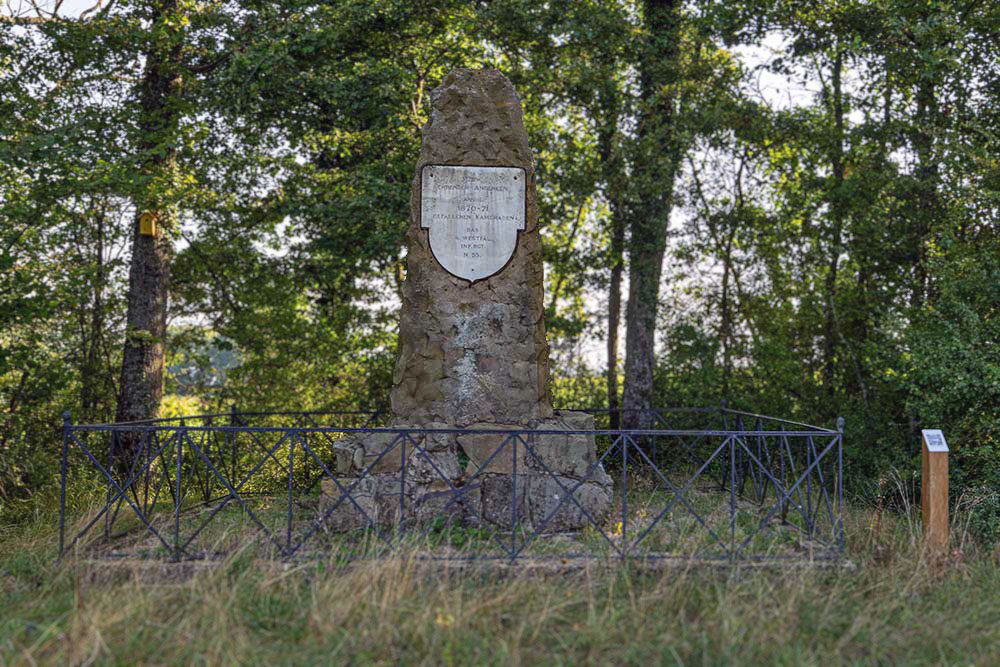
[420, 165, 526, 281]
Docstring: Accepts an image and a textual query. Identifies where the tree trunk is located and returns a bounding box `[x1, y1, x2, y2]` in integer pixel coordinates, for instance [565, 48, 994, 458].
[115, 0, 182, 448]
[622, 0, 684, 430]
[81, 208, 107, 424]
[720, 225, 735, 402]
[607, 214, 625, 429]
[911, 77, 938, 310]
[906, 17, 943, 448]
[596, 82, 626, 429]
[822, 48, 846, 404]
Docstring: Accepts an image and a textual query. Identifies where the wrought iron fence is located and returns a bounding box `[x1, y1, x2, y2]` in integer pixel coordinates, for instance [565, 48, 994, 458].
[58, 407, 844, 563]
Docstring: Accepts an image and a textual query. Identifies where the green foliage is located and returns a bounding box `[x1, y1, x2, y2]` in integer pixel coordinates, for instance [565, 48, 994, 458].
[906, 243, 1000, 539]
[2, 0, 999, 542]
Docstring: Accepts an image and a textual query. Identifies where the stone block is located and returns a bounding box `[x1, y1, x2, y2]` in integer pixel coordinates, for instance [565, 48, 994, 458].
[514, 413, 605, 480]
[412, 423, 455, 452]
[334, 443, 362, 476]
[318, 477, 378, 532]
[478, 473, 612, 533]
[525, 475, 613, 533]
[556, 410, 595, 432]
[479, 474, 528, 529]
[319, 470, 479, 532]
[334, 430, 453, 476]
[404, 447, 462, 486]
[456, 424, 525, 475]
[411, 480, 481, 526]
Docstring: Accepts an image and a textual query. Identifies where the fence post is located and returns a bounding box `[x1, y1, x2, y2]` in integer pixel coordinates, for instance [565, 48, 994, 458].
[921, 429, 949, 553]
[287, 429, 295, 556]
[175, 417, 185, 560]
[229, 403, 237, 483]
[718, 400, 729, 492]
[836, 417, 845, 553]
[59, 412, 70, 558]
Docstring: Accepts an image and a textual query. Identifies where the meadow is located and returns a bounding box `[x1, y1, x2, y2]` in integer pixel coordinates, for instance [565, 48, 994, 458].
[2, 489, 998, 666]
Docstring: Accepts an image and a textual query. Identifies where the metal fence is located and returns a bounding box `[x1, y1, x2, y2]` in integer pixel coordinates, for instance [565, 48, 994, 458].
[58, 407, 844, 564]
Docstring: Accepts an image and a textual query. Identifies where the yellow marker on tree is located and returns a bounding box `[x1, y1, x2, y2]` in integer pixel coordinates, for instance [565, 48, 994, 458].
[139, 211, 157, 237]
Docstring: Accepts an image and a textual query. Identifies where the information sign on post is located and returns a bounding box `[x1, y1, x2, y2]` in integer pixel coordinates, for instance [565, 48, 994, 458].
[920, 429, 949, 552]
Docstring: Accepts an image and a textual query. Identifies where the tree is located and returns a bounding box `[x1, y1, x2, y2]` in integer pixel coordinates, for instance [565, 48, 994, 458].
[621, 0, 686, 429]
[114, 0, 185, 430]
[1, 1, 133, 496]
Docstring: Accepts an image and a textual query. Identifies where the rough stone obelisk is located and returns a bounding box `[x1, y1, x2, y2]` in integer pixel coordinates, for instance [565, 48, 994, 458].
[324, 70, 610, 532]
[390, 68, 552, 426]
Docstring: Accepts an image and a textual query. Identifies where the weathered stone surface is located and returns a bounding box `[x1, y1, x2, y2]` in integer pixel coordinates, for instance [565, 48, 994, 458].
[526, 475, 613, 533]
[456, 413, 609, 482]
[318, 476, 480, 532]
[455, 423, 526, 475]
[554, 410, 595, 432]
[479, 474, 526, 528]
[411, 480, 481, 525]
[405, 446, 463, 486]
[479, 474, 613, 533]
[390, 68, 552, 426]
[318, 477, 379, 532]
[333, 426, 459, 476]
[526, 412, 603, 479]
[319, 70, 612, 536]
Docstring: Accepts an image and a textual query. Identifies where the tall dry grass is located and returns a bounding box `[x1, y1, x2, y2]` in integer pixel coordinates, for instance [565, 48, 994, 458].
[2, 488, 999, 666]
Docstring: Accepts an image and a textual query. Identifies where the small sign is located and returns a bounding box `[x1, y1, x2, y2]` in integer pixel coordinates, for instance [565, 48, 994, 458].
[922, 429, 949, 453]
[420, 165, 526, 282]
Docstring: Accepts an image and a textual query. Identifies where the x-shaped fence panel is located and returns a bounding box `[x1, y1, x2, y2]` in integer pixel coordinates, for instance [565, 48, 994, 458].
[58, 410, 844, 563]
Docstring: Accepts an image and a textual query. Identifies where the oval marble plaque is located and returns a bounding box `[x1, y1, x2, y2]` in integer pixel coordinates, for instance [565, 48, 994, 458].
[420, 165, 526, 282]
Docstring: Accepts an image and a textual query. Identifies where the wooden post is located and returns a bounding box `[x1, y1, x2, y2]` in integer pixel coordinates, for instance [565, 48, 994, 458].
[921, 429, 949, 552]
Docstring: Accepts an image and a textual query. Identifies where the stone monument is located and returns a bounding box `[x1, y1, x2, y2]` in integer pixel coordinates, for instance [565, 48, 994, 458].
[323, 69, 611, 533]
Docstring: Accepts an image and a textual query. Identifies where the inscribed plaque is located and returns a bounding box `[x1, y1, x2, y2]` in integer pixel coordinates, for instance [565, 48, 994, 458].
[420, 165, 526, 281]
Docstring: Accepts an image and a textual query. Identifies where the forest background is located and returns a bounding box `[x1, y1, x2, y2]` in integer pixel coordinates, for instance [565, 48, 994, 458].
[2, 0, 999, 543]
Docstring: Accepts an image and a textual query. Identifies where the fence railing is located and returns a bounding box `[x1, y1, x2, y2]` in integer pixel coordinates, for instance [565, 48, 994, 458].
[58, 408, 844, 563]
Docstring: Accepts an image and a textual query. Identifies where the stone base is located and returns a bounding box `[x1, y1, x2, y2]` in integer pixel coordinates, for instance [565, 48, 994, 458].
[319, 411, 612, 533]
[478, 473, 612, 532]
[319, 475, 480, 531]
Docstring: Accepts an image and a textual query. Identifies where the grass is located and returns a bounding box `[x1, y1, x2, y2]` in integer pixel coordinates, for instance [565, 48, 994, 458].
[2, 488, 999, 665]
